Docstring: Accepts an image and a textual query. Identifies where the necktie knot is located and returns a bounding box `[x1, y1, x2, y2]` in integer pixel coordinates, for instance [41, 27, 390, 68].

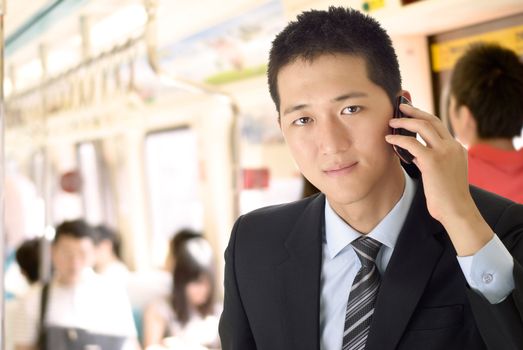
[351, 237, 382, 266]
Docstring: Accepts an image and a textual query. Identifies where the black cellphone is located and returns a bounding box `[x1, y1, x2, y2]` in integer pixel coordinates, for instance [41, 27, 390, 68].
[392, 96, 416, 164]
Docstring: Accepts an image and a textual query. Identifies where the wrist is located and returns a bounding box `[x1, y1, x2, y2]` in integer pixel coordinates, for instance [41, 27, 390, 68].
[442, 205, 494, 257]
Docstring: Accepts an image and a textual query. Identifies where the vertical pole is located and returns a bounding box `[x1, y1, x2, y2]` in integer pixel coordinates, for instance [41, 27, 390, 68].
[0, 0, 6, 349]
[38, 44, 52, 284]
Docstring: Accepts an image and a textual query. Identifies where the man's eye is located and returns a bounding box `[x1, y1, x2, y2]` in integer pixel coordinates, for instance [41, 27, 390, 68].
[293, 117, 312, 126]
[342, 106, 361, 114]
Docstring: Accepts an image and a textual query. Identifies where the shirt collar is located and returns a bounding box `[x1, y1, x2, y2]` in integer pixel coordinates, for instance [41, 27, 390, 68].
[324, 171, 417, 259]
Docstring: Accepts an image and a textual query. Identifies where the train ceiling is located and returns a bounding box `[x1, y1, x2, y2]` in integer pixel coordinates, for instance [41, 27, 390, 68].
[4, 0, 523, 109]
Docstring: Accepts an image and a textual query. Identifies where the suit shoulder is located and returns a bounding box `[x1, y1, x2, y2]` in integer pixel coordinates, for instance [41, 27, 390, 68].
[226, 194, 323, 267]
[232, 194, 323, 242]
[244, 194, 320, 220]
[471, 185, 519, 213]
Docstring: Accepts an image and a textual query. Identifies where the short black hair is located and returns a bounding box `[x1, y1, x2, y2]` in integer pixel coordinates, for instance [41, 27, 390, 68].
[268, 6, 401, 112]
[15, 238, 41, 283]
[54, 219, 95, 244]
[93, 224, 122, 258]
[450, 43, 523, 139]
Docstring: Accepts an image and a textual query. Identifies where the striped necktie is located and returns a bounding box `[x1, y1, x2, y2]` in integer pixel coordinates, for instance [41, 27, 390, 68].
[342, 237, 382, 350]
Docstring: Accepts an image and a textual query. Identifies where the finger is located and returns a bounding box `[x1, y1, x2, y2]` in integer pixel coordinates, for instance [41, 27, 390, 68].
[389, 117, 442, 149]
[385, 133, 428, 161]
[399, 103, 451, 139]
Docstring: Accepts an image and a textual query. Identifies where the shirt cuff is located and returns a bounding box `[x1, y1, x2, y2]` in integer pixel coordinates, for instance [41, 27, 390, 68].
[456, 235, 515, 304]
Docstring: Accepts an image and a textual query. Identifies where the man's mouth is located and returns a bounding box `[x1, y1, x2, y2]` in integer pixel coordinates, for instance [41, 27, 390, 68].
[323, 162, 358, 176]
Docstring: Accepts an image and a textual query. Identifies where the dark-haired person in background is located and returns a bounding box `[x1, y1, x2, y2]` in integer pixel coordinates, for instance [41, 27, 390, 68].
[5, 239, 42, 350]
[219, 7, 523, 350]
[143, 235, 220, 349]
[14, 219, 139, 350]
[93, 224, 130, 283]
[127, 228, 204, 347]
[448, 43, 523, 203]
[15, 238, 41, 285]
[164, 228, 202, 274]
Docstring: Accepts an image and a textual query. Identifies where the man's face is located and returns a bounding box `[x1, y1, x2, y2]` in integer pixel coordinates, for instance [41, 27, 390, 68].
[186, 274, 212, 307]
[94, 239, 113, 269]
[277, 54, 402, 208]
[52, 235, 95, 285]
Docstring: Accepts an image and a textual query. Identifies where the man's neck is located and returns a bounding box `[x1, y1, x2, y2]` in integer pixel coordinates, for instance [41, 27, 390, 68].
[54, 276, 76, 287]
[97, 256, 120, 273]
[328, 166, 406, 234]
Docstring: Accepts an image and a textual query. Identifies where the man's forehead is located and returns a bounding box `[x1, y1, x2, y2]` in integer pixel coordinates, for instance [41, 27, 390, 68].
[276, 54, 369, 88]
[282, 52, 366, 69]
[54, 235, 93, 246]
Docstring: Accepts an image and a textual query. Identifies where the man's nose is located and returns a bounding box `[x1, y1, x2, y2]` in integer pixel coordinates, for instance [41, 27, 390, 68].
[318, 117, 350, 155]
[69, 255, 85, 268]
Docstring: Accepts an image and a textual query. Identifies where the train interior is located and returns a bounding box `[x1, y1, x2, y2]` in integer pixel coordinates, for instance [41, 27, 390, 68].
[2, 0, 523, 349]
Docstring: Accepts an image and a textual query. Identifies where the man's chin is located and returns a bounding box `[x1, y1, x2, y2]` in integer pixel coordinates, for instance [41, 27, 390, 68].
[57, 274, 81, 285]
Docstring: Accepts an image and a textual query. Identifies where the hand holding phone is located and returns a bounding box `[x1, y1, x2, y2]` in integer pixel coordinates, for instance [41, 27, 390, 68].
[391, 96, 416, 164]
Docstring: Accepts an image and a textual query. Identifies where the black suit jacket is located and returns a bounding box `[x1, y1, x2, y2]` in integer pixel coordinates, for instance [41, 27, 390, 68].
[219, 180, 523, 349]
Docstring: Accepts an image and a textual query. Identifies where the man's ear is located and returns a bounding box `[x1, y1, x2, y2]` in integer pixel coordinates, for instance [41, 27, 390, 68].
[452, 104, 477, 146]
[460, 105, 478, 136]
[399, 90, 412, 102]
[401, 90, 412, 102]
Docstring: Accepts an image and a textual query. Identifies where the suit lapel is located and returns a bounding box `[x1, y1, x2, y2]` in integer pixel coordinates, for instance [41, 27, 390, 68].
[366, 181, 446, 350]
[275, 194, 325, 350]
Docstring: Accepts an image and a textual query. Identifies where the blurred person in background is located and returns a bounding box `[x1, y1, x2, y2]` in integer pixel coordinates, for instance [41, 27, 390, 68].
[93, 224, 130, 283]
[6, 238, 42, 350]
[164, 229, 202, 273]
[126, 229, 201, 346]
[127, 228, 202, 345]
[14, 238, 41, 286]
[143, 234, 220, 350]
[13, 219, 140, 350]
[4, 162, 41, 300]
[448, 43, 523, 203]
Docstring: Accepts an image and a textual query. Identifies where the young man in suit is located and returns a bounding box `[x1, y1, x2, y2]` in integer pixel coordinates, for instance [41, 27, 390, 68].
[219, 7, 523, 350]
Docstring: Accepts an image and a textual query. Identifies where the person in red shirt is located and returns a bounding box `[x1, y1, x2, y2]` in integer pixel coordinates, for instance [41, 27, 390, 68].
[448, 43, 523, 203]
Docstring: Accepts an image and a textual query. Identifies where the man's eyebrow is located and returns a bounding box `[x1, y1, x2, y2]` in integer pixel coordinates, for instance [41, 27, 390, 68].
[282, 104, 308, 116]
[332, 92, 368, 102]
[282, 92, 369, 116]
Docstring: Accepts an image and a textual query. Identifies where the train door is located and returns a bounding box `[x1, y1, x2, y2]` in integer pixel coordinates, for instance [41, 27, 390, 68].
[144, 127, 203, 267]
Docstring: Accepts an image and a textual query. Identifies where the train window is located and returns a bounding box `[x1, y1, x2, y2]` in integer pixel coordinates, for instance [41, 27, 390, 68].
[145, 128, 203, 266]
[238, 102, 304, 214]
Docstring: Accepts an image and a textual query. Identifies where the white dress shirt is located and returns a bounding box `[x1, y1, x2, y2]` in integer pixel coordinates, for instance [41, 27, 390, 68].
[14, 269, 137, 348]
[319, 173, 515, 350]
